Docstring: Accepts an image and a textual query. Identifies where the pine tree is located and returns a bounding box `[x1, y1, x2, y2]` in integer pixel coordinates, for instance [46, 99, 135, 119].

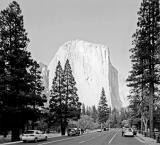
[81, 103, 86, 115]
[0, 1, 44, 141]
[49, 61, 65, 135]
[29, 61, 47, 129]
[49, 60, 81, 135]
[127, 0, 160, 137]
[63, 59, 81, 133]
[98, 87, 110, 127]
[91, 105, 98, 123]
[86, 106, 92, 116]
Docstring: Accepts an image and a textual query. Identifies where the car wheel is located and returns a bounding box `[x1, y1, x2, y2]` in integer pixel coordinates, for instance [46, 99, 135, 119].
[23, 140, 26, 143]
[34, 138, 38, 143]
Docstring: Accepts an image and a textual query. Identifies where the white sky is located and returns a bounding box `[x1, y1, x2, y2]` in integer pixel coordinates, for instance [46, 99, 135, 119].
[0, 0, 140, 81]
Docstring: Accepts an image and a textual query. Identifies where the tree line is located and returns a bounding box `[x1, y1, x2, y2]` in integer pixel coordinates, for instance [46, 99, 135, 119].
[0, 1, 47, 141]
[0, 1, 82, 140]
[127, 0, 160, 138]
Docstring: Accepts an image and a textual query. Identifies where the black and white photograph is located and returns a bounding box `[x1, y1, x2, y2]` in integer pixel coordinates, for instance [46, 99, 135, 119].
[0, 0, 160, 145]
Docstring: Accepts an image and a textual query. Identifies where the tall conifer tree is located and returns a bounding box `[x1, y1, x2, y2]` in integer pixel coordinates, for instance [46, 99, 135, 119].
[0, 1, 39, 141]
[127, 0, 160, 137]
[82, 103, 86, 115]
[91, 105, 98, 123]
[63, 59, 81, 132]
[49, 61, 65, 135]
[0, 1, 46, 140]
[98, 87, 110, 126]
[29, 61, 47, 129]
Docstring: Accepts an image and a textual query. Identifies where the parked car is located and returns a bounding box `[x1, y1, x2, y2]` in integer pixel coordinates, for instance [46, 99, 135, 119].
[123, 128, 134, 137]
[103, 128, 109, 131]
[132, 128, 137, 136]
[67, 128, 80, 136]
[22, 130, 47, 142]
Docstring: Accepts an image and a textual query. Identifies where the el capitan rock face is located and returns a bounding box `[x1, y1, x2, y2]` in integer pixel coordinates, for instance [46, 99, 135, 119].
[39, 62, 50, 106]
[48, 40, 122, 109]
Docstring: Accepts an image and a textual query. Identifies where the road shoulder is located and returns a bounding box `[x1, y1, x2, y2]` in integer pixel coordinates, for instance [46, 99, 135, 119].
[136, 133, 160, 145]
[0, 133, 61, 145]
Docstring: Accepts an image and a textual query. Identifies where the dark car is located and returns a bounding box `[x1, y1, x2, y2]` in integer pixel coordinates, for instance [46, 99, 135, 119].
[132, 128, 137, 136]
[103, 128, 109, 131]
[67, 128, 80, 136]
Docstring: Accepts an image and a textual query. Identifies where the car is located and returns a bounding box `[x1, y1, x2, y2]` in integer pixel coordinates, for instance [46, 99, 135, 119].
[132, 128, 137, 136]
[67, 128, 80, 136]
[22, 130, 47, 142]
[123, 128, 134, 137]
[97, 129, 102, 132]
[103, 128, 109, 131]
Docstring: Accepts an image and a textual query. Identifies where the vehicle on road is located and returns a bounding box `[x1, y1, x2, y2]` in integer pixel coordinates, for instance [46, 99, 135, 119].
[67, 128, 80, 136]
[123, 128, 134, 137]
[103, 127, 109, 131]
[132, 128, 137, 136]
[22, 130, 47, 142]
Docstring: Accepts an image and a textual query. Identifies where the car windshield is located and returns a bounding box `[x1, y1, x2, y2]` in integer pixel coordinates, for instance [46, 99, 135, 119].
[24, 131, 34, 134]
[128, 129, 132, 132]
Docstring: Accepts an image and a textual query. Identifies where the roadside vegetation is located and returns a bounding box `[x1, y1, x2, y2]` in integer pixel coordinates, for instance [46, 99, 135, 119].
[127, 0, 160, 138]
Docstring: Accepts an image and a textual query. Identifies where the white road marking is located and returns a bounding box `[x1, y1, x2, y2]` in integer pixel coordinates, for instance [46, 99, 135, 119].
[135, 137, 145, 143]
[79, 137, 95, 144]
[108, 133, 117, 144]
[37, 138, 73, 145]
[38, 133, 95, 145]
[0, 141, 22, 145]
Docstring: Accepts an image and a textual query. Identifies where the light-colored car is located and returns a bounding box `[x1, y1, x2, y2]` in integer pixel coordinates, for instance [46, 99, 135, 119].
[22, 130, 47, 142]
[123, 128, 134, 137]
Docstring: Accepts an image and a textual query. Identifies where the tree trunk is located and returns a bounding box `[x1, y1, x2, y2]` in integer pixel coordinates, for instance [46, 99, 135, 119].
[148, 0, 155, 138]
[11, 128, 20, 142]
[101, 123, 103, 132]
[32, 120, 34, 130]
[144, 120, 148, 133]
[141, 116, 143, 133]
[61, 124, 66, 135]
[3, 131, 8, 138]
[149, 85, 154, 138]
[142, 116, 148, 137]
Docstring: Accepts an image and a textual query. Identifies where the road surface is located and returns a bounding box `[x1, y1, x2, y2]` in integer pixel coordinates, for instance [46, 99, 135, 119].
[15, 129, 146, 145]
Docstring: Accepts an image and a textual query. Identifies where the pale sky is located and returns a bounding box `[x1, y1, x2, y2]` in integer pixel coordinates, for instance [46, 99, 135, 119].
[0, 0, 140, 80]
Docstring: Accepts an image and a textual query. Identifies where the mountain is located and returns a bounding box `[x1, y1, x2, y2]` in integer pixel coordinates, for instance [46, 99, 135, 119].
[48, 40, 123, 109]
[118, 76, 129, 107]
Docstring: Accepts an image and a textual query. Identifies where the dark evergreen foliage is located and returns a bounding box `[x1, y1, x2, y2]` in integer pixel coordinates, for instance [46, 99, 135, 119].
[98, 87, 110, 124]
[49, 60, 81, 135]
[81, 103, 86, 115]
[49, 61, 64, 134]
[0, 1, 46, 141]
[63, 59, 81, 121]
[91, 105, 98, 123]
[127, 0, 160, 137]
[29, 61, 47, 128]
[86, 106, 92, 116]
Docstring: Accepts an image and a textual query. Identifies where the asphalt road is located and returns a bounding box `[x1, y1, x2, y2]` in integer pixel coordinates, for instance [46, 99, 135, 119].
[16, 129, 146, 145]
